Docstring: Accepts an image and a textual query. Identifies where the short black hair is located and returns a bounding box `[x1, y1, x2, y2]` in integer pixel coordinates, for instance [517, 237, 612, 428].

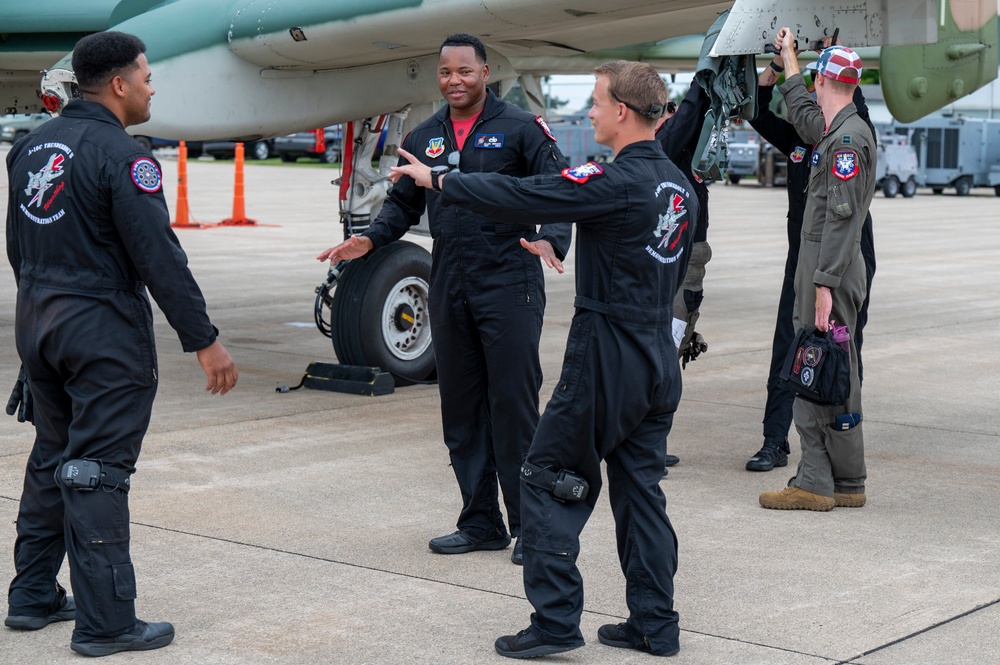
[72, 31, 147, 90]
[439, 33, 487, 64]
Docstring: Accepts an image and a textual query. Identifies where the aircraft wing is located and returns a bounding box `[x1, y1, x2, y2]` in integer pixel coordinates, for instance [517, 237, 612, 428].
[0, 0, 995, 137]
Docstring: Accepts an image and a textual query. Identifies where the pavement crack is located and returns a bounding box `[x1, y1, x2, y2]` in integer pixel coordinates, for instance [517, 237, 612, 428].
[131, 521, 842, 661]
[834, 597, 1000, 664]
[133, 521, 532, 601]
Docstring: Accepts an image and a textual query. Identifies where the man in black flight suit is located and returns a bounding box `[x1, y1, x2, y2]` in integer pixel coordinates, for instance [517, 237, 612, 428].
[656, 80, 712, 473]
[317, 34, 571, 566]
[393, 59, 695, 659]
[4, 32, 237, 657]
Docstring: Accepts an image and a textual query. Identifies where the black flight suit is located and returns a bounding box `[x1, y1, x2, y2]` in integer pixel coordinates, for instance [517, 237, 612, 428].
[441, 141, 697, 654]
[362, 89, 571, 542]
[656, 82, 710, 459]
[658, 79, 712, 350]
[749, 84, 877, 448]
[5, 101, 218, 641]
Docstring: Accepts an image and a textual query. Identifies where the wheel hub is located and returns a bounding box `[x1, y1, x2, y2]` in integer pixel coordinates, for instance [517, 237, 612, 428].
[380, 277, 431, 361]
[393, 304, 416, 332]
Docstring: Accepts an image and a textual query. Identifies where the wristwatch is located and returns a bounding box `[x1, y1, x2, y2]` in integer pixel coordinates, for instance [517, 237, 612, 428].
[430, 165, 450, 191]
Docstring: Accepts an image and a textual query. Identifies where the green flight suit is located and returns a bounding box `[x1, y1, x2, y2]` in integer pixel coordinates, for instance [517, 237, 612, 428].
[779, 74, 876, 497]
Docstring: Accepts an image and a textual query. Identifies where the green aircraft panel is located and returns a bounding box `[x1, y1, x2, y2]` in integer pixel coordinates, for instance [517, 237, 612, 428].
[882, 3, 999, 123]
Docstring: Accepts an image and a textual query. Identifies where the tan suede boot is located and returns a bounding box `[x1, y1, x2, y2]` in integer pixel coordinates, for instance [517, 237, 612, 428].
[834, 492, 866, 507]
[759, 486, 835, 511]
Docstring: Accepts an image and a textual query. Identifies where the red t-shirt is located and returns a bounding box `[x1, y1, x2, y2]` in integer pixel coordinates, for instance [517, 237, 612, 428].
[451, 114, 480, 151]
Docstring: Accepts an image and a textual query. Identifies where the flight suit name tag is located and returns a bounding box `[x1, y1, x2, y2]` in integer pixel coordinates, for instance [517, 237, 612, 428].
[474, 133, 504, 149]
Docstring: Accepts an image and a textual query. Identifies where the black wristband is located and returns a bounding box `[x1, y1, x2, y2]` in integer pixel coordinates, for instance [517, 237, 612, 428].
[770, 61, 784, 73]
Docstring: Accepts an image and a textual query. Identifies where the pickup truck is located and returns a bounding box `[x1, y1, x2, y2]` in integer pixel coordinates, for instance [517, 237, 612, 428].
[0, 113, 51, 144]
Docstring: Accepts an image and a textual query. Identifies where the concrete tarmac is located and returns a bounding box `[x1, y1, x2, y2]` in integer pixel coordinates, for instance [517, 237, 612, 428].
[1, 143, 998, 664]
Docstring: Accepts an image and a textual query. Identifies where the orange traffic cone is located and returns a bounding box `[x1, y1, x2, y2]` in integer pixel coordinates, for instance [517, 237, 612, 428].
[220, 142, 258, 226]
[171, 141, 206, 228]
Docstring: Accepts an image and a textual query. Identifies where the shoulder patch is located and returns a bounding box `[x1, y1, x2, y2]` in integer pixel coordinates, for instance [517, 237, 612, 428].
[790, 146, 807, 163]
[810, 150, 821, 167]
[833, 150, 859, 180]
[562, 162, 604, 184]
[131, 157, 162, 193]
[535, 115, 557, 142]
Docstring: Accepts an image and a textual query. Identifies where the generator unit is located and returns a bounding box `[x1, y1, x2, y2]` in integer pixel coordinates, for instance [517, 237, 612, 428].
[892, 116, 1000, 196]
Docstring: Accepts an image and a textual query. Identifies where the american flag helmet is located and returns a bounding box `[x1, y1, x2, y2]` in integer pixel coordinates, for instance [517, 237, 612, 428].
[808, 46, 863, 84]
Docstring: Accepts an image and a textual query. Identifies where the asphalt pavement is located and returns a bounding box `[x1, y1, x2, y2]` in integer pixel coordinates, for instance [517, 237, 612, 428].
[1, 144, 998, 664]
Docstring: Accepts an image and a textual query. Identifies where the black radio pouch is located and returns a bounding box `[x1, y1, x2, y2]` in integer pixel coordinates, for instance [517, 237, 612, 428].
[521, 462, 589, 502]
[57, 459, 131, 492]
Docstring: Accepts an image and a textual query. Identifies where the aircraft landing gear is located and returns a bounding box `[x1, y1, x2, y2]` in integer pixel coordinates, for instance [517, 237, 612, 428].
[330, 241, 433, 385]
[314, 111, 437, 385]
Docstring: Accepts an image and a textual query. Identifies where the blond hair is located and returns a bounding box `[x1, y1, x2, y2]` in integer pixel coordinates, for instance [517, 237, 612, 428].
[594, 60, 668, 128]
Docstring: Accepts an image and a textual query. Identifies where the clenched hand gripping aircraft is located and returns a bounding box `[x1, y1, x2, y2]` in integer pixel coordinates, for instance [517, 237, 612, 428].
[1, 0, 996, 382]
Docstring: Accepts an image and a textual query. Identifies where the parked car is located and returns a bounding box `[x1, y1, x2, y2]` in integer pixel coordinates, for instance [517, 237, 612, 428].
[0, 113, 52, 144]
[205, 138, 275, 160]
[133, 135, 204, 158]
[274, 126, 342, 163]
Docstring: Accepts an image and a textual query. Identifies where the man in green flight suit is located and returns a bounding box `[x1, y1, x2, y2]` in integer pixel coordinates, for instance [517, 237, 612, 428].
[759, 30, 876, 511]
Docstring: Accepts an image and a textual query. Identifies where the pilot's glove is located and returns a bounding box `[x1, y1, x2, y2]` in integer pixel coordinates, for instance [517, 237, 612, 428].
[681, 331, 708, 370]
[6, 366, 34, 424]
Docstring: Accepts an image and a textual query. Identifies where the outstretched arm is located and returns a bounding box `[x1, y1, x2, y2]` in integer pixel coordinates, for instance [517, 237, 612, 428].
[391, 148, 617, 227]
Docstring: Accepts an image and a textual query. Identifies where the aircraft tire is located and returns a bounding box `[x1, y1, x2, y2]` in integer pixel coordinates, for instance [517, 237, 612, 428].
[331, 241, 435, 386]
[330, 255, 367, 367]
[728, 174, 741, 185]
[902, 178, 917, 198]
[883, 176, 900, 198]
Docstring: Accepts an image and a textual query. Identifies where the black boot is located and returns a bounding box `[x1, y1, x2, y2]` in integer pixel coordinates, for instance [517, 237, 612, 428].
[746, 438, 790, 472]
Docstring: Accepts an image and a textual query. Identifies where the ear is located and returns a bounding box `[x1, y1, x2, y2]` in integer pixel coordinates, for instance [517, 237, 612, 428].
[482, 63, 490, 82]
[110, 74, 128, 99]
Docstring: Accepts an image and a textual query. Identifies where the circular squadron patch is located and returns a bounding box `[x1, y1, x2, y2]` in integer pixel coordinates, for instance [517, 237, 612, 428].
[131, 157, 162, 193]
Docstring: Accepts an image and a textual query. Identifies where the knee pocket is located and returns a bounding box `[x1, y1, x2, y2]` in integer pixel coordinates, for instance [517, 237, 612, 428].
[520, 483, 585, 555]
[66, 487, 131, 545]
[112, 563, 137, 601]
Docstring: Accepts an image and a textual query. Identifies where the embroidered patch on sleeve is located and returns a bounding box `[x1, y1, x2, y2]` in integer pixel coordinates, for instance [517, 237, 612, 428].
[790, 146, 807, 163]
[131, 158, 162, 193]
[842, 135, 853, 144]
[810, 150, 821, 167]
[535, 115, 557, 142]
[561, 162, 604, 184]
[833, 150, 859, 180]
